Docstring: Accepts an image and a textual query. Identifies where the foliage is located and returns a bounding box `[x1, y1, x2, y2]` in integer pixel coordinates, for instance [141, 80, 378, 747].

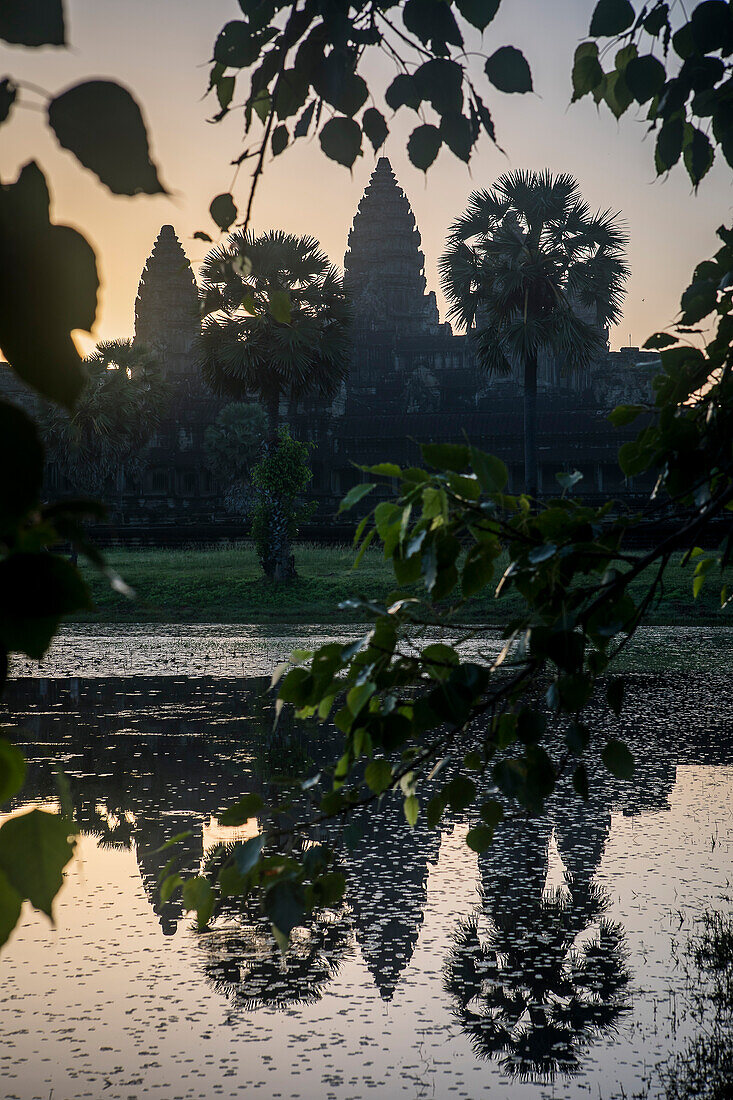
[573, 0, 733, 189]
[250, 426, 315, 577]
[40, 339, 165, 500]
[204, 401, 267, 516]
[200, 0, 534, 233]
[440, 169, 628, 492]
[198, 229, 350, 437]
[0, 2, 162, 947]
[177, 1, 733, 943]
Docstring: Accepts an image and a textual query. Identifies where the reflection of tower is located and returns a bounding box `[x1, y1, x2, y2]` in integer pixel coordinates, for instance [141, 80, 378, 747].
[339, 794, 441, 1001]
[134, 224, 200, 382]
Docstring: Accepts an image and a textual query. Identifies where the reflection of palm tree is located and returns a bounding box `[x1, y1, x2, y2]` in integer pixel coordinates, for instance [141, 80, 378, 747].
[201, 907, 352, 1013]
[445, 873, 630, 1079]
[444, 802, 631, 1081]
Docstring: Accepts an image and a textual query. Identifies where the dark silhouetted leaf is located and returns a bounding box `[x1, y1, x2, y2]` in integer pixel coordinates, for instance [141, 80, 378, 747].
[220, 793, 264, 826]
[0, 551, 91, 659]
[210, 192, 238, 231]
[485, 47, 533, 93]
[589, 0, 635, 36]
[0, 0, 64, 46]
[655, 116, 684, 172]
[0, 162, 96, 408]
[456, 0, 501, 31]
[407, 124, 442, 170]
[0, 867, 21, 947]
[422, 442, 470, 471]
[294, 99, 316, 138]
[182, 876, 214, 929]
[385, 73, 421, 112]
[690, 0, 731, 53]
[602, 738, 635, 779]
[265, 879, 305, 936]
[403, 0, 463, 54]
[683, 125, 714, 186]
[624, 55, 666, 103]
[0, 402, 43, 532]
[362, 107, 388, 152]
[319, 116, 362, 168]
[271, 123, 289, 156]
[0, 78, 16, 124]
[48, 80, 165, 195]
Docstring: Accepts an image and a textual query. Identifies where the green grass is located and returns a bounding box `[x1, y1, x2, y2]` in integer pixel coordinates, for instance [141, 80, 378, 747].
[74, 541, 732, 626]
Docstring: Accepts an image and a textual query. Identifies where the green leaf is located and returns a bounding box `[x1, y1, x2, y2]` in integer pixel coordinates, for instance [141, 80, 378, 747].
[0, 867, 21, 947]
[571, 42, 604, 101]
[210, 193, 238, 232]
[0, 0, 64, 46]
[160, 873, 183, 904]
[426, 793, 446, 828]
[480, 800, 504, 827]
[655, 116, 684, 173]
[219, 793, 264, 826]
[470, 448, 507, 492]
[265, 878, 305, 937]
[601, 738, 635, 779]
[446, 775, 476, 811]
[0, 739, 26, 804]
[407, 124, 442, 171]
[271, 123, 289, 156]
[319, 116, 362, 168]
[589, 0, 635, 36]
[624, 55, 666, 104]
[0, 162, 96, 408]
[422, 643, 460, 680]
[462, 542, 496, 598]
[216, 75, 235, 110]
[48, 80, 165, 195]
[485, 47, 533, 94]
[466, 824, 494, 852]
[556, 469, 583, 490]
[0, 809, 74, 919]
[455, 0, 500, 31]
[683, 125, 714, 187]
[339, 482, 376, 513]
[361, 106, 388, 153]
[232, 835, 265, 875]
[270, 289, 291, 323]
[364, 758, 392, 794]
[421, 442, 470, 472]
[182, 876, 214, 929]
[608, 404, 645, 426]
[347, 680, 375, 717]
[404, 795, 419, 826]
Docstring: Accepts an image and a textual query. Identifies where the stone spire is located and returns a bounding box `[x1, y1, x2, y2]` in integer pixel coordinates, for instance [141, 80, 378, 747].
[134, 224, 200, 379]
[344, 158, 440, 338]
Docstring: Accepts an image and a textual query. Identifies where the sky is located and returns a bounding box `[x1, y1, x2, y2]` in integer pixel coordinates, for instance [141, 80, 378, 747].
[1, 0, 731, 353]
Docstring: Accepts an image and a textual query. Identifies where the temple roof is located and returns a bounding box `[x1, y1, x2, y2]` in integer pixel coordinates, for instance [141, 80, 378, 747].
[134, 225, 200, 353]
[344, 159, 440, 336]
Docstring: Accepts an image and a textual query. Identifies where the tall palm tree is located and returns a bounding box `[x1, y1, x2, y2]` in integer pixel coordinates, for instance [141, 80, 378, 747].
[440, 170, 628, 497]
[198, 230, 351, 440]
[41, 338, 165, 506]
[198, 230, 350, 580]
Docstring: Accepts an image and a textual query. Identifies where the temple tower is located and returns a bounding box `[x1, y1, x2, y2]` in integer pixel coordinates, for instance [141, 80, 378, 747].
[134, 224, 200, 380]
[344, 158, 441, 338]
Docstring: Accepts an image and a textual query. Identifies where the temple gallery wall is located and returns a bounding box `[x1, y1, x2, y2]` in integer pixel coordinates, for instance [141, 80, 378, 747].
[3, 159, 659, 532]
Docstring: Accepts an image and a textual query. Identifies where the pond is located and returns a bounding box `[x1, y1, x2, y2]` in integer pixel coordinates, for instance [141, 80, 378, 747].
[0, 626, 731, 1100]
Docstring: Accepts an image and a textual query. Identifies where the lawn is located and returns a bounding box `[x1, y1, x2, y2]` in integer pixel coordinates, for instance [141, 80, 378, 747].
[74, 541, 731, 626]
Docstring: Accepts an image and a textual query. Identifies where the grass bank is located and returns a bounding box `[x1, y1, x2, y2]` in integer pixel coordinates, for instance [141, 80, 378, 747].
[74, 542, 731, 626]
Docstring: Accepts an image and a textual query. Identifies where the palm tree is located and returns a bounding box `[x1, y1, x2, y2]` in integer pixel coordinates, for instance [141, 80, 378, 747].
[197, 230, 351, 580]
[41, 338, 165, 507]
[198, 230, 351, 441]
[440, 170, 628, 497]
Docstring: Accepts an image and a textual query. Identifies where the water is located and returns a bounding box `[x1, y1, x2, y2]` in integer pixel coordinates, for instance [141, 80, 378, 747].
[0, 627, 732, 1100]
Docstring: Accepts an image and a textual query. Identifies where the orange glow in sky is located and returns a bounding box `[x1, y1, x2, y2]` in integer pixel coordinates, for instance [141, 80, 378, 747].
[2, 0, 731, 353]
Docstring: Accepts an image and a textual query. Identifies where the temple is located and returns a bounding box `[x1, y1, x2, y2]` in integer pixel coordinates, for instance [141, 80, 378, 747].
[0, 161, 660, 532]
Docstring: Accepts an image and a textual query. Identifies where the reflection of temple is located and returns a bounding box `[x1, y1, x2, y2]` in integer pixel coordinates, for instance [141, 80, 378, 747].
[334, 794, 442, 1001]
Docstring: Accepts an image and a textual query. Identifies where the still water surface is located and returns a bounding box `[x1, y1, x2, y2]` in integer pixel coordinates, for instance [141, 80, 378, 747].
[0, 625, 731, 1100]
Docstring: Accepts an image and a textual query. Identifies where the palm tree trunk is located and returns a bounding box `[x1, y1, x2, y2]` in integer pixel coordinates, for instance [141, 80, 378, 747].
[266, 392, 279, 443]
[523, 351, 538, 498]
